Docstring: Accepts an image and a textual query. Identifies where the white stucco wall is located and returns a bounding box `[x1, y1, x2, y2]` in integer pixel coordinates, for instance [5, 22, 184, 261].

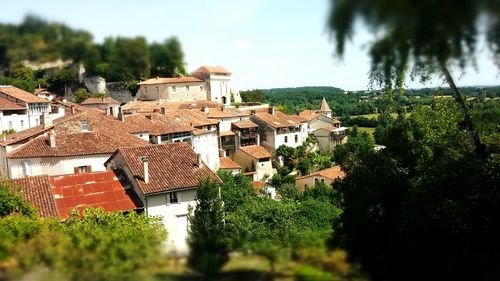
[145, 189, 197, 255]
[192, 132, 220, 171]
[8, 154, 111, 179]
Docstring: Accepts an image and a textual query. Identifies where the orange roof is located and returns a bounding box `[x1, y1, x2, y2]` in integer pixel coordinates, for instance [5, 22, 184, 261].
[81, 96, 120, 105]
[0, 85, 49, 103]
[124, 113, 194, 135]
[192, 66, 231, 74]
[0, 97, 25, 110]
[220, 157, 242, 169]
[253, 111, 304, 128]
[109, 143, 220, 195]
[252, 181, 266, 188]
[11, 171, 140, 219]
[298, 110, 322, 121]
[10, 175, 59, 218]
[296, 166, 345, 181]
[122, 100, 223, 113]
[49, 171, 140, 219]
[6, 110, 149, 158]
[238, 145, 271, 159]
[219, 131, 236, 137]
[138, 76, 203, 85]
[162, 109, 218, 127]
[232, 120, 258, 129]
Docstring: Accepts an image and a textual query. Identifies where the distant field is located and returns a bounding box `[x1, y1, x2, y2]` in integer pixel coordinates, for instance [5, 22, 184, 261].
[350, 113, 399, 119]
[350, 126, 375, 136]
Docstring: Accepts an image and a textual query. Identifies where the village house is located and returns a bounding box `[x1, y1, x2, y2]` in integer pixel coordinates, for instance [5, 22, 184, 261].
[121, 111, 220, 171]
[0, 110, 148, 179]
[233, 145, 274, 181]
[81, 96, 121, 117]
[298, 98, 347, 151]
[135, 66, 241, 107]
[0, 85, 65, 132]
[219, 156, 242, 175]
[10, 170, 140, 219]
[34, 87, 57, 101]
[250, 108, 308, 153]
[104, 143, 220, 255]
[295, 165, 346, 191]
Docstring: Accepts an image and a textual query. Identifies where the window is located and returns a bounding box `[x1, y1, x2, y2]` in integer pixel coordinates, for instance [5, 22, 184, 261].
[80, 120, 89, 131]
[20, 120, 24, 129]
[169, 192, 178, 204]
[284, 136, 288, 143]
[200, 85, 203, 91]
[74, 165, 91, 174]
[22, 160, 31, 177]
[156, 87, 159, 94]
[295, 134, 298, 143]
[315, 178, 319, 185]
[185, 85, 190, 91]
[172, 86, 176, 92]
[8, 121, 12, 129]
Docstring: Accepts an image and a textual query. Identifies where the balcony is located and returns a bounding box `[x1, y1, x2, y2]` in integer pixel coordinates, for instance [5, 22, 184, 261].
[240, 132, 259, 140]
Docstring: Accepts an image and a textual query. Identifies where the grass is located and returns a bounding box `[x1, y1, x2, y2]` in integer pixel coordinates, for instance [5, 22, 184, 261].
[351, 112, 399, 119]
[352, 127, 375, 136]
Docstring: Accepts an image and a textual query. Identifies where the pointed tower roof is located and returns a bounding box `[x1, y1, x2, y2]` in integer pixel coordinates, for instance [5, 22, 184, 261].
[319, 97, 331, 112]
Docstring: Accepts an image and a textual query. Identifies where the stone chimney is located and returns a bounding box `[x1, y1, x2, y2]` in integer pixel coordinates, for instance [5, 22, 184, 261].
[48, 131, 56, 148]
[139, 156, 149, 183]
[160, 107, 166, 115]
[197, 153, 202, 167]
[70, 105, 75, 115]
[118, 107, 125, 122]
[269, 106, 276, 115]
[41, 113, 52, 129]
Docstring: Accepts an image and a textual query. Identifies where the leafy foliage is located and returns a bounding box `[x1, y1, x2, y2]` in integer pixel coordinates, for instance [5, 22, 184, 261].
[0, 180, 36, 218]
[187, 180, 229, 276]
[332, 102, 500, 281]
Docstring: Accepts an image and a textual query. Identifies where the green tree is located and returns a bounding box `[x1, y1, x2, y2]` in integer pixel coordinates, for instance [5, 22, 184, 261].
[47, 67, 77, 95]
[149, 37, 186, 77]
[0, 180, 36, 218]
[333, 127, 374, 167]
[187, 180, 229, 276]
[327, 0, 500, 155]
[217, 171, 255, 213]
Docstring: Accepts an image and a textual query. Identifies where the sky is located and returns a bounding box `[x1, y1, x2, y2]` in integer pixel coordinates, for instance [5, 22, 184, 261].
[1, 0, 499, 91]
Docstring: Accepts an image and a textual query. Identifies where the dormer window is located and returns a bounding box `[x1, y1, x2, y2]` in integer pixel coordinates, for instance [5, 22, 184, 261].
[80, 120, 89, 131]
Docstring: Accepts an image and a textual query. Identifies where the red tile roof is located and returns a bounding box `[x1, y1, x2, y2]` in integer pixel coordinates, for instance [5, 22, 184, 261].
[232, 120, 258, 129]
[110, 143, 220, 195]
[81, 97, 121, 105]
[138, 76, 203, 85]
[238, 145, 272, 159]
[162, 109, 218, 128]
[192, 66, 231, 74]
[253, 111, 305, 128]
[10, 176, 59, 218]
[296, 166, 346, 181]
[10, 171, 140, 219]
[6, 110, 149, 158]
[122, 100, 223, 113]
[123, 113, 194, 135]
[219, 157, 241, 169]
[0, 85, 49, 103]
[0, 97, 25, 110]
[49, 171, 140, 219]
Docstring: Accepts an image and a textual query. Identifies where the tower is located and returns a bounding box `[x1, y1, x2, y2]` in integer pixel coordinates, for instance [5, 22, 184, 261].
[318, 97, 332, 118]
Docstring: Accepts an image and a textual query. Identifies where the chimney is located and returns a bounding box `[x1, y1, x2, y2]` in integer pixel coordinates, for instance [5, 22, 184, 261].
[202, 106, 209, 113]
[197, 153, 202, 167]
[160, 107, 166, 115]
[156, 76, 159, 80]
[70, 105, 75, 115]
[269, 106, 276, 115]
[41, 113, 52, 128]
[48, 131, 56, 148]
[139, 156, 149, 183]
[2, 134, 6, 142]
[118, 107, 125, 122]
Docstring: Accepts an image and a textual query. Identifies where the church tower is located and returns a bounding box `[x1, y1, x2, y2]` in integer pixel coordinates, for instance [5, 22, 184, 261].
[318, 97, 332, 118]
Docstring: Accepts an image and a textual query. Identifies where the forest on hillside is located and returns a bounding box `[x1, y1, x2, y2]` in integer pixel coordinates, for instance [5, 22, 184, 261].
[0, 15, 186, 96]
[240, 86, 500, 116]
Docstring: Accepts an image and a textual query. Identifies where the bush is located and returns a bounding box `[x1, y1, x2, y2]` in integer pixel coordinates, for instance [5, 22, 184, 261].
[295, 265, 335, 281]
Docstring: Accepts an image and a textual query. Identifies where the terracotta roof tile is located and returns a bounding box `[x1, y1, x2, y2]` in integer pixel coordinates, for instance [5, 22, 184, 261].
[49, 171, 140, 219]
[112, 143, 220, 195]
[0, 97, 25, 110]
[191, 66, 231, 74]
[219, 157, 241, 169]
[122, 100, 222, 113]
[81, 97, 121, 105]
[253, 111, 304, 128]
[123, 113, 194, 135]
[0, 85, 49, 103]
[232, 120, 258, 129]
[138, 76, 203, 85]
[162, 109, 218, 127]
[10, 176, 59, 218]
[296, 166, 345, 181]
[238, 145, 272, 159]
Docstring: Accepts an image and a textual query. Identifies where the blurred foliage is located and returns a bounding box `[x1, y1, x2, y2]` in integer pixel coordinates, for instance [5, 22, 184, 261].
[0, 180, 36, 218]
[331, 100, 500, 280]
[72, 87, 105, 104]
[187, 180, 229, 276]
